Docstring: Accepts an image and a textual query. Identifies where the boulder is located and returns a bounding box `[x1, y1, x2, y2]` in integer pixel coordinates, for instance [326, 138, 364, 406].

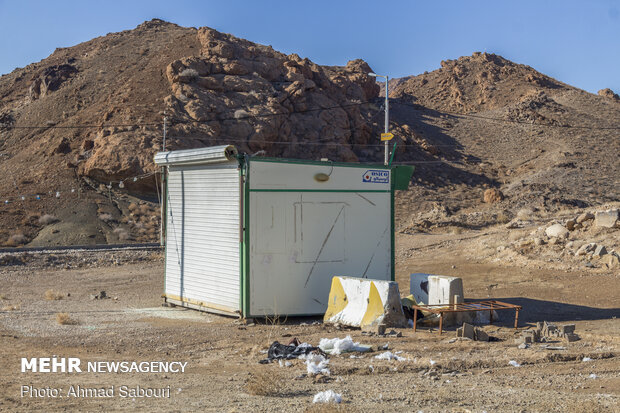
[576, 212, 594, 224]
[575, 243, 596, 256]
[598, 88, 620, 101]
[594, 209, 619, 228]
[545, 224, 569, 239]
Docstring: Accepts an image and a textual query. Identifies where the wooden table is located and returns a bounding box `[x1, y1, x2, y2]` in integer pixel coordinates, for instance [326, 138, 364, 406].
[410, 300, 522, 335]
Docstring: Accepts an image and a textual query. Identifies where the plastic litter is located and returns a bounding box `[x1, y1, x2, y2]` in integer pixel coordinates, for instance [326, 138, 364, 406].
[582, 357, 592, 362]
[589, 373, 597, 379]
[319, 335, 371, 355]
[303, 353, 330, 376]
[312, 389, 342, 404]
[259, 338, 320, 363]
[509, 360, 521, 367]
[374, 351, 406, 361]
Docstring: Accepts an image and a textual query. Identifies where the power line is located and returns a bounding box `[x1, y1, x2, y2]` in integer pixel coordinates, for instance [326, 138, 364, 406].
[392, 100, 620, 130]
[0, 101, 377, 131]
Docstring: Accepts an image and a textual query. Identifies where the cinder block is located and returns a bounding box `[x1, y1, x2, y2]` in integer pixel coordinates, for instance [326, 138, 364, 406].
[565, 333, 580, 342]
[460, 323, 475, 340]
[560, 324, 576, 335]
[475, 328, 489, 342]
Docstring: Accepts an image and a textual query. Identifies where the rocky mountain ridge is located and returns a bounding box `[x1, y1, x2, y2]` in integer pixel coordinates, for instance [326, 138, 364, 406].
[0, 19, 618, 247]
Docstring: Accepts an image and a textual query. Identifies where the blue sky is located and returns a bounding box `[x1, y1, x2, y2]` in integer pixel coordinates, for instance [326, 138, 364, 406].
[0, 0, 618, 94]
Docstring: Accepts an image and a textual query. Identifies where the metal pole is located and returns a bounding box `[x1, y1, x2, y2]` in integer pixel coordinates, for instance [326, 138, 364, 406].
[384, 76, 389, 165]
[162, 116, 167, 151]
[160, 115, 167, 246]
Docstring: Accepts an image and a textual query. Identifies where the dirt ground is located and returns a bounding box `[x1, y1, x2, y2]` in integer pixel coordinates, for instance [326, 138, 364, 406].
[0, 230, 618, 412]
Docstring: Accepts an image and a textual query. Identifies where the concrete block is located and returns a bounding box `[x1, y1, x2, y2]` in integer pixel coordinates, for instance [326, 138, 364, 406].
[594, 209, 619, 228]
[324, 276, 407, 328]
[362, 323, 386, 336]
[560, 324, 576, 335]
[475, 328, 489, 342]
[565, 333, 580, 342]
[523, 335, 533, 344]
[428, 275, 464, 305]
[456, 327, 463, 338]
[409, 273, 430, 305]
[461, 323, 475, 340]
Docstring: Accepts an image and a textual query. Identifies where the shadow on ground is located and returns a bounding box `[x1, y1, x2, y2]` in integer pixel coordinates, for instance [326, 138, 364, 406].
[492, 297, 620, 325]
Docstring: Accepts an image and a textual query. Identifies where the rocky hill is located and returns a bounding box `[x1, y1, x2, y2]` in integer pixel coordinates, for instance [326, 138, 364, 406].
[0, 20, 618, 247]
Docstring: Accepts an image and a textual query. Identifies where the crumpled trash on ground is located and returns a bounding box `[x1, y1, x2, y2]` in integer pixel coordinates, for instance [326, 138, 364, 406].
[259, 338, 322, 364]
[312, 389, 342, 404]
[319, 335, 371, 355]
[301, 353, 330, 376]
[374, 351, 406, 361]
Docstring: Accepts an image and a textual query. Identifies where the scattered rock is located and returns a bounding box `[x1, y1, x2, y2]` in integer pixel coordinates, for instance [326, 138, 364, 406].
[575, 243, 596, 256]
[456, 323, 489, 341]
[594, 209, 619, 228]
[565, 219, 576, 231]
[576, 212, 594, 224]
[483, 188, 504, 204]
[598, 88, 620, 101]
[602, 253, 620, 269]
[593, 245, 607, 258]
[545, 224, 569, 239]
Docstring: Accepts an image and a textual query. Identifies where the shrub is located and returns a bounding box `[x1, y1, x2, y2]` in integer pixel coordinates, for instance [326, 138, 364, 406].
[38, 214, 59, 225]
[45, 289, 64, 300]
[113, 227, 130, 241]
[56, 313, 77, 325]
[98, 213, 114, 223]
[245, 368, 284, 396]
[8, 233, 28, 246]
[128, 202, 139, 212]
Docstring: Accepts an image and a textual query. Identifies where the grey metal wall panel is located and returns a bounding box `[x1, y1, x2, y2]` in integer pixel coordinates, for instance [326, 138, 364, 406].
[248, 161, 391, 316]
[165, 163, 240, 313]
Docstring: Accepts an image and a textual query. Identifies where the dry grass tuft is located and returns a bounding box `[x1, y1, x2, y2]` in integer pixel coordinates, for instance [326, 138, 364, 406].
[38, 214, 59, 225]
[55, 312, 77, 325]
[98, 213, 114, 223]
[7, 233, 28, 246]
[245, 367, 284, 396]
[45, 289, 64, 300]
[113, 227, 130, 241]
[495, 211, 511, 224]
[2, 304, 20, 311]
